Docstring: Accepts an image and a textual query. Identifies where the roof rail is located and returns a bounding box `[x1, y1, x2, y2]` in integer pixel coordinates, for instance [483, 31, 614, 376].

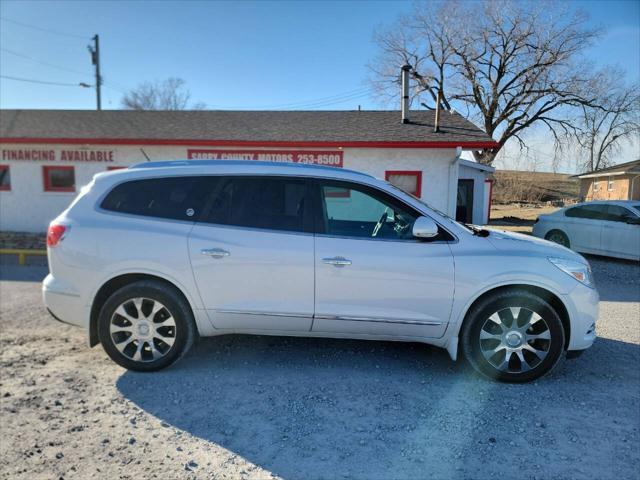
[129, 159, 372, 177]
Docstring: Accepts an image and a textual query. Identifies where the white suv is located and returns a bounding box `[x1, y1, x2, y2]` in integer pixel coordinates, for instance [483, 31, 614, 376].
[43, 161, 598, 382]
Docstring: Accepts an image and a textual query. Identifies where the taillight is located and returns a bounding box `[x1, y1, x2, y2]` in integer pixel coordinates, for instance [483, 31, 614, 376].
[47, 224, 68, 247]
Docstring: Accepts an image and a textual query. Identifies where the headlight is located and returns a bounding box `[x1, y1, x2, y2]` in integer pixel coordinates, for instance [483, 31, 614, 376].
[548, 257, 594, 288]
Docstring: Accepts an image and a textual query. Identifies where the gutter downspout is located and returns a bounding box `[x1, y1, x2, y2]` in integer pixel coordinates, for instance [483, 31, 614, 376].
[629, 175, 640, 200]
[448, 146, 462, 218]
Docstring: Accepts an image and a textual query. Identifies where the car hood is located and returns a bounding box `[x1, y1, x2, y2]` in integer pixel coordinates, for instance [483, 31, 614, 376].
[485, 228, 587, 264]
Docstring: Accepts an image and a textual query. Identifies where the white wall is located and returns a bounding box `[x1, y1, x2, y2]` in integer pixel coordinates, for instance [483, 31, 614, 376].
[0, 143, 457, 232]
[344, 147, 457, 215]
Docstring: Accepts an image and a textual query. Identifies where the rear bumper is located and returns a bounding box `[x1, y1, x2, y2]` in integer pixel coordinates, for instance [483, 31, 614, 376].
[563, 282, 599, 351]
[42, 274, 88, 329]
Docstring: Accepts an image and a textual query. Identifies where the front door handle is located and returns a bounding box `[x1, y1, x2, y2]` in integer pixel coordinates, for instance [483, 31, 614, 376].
[201, 248, 230, 259]
[322, 256, 352, 266]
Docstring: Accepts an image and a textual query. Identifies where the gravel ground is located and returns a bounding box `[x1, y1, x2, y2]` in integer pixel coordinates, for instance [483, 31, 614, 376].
[0, 256, 638, 480]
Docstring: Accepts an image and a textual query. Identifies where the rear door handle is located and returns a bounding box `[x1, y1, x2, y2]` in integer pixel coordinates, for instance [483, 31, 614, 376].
[322, 256, 352, 266]
[201, 248, 230, 259]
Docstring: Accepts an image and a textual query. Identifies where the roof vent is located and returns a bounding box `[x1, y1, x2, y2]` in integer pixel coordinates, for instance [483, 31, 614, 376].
[401, 65, 411, 124]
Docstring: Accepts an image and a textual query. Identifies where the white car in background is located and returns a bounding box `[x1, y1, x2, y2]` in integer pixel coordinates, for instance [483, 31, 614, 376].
[533, 200, 640, 261]
[43, 161, 599, 383]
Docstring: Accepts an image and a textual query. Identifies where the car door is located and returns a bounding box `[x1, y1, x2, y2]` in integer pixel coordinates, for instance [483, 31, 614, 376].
[188, 175, 315, 331]
[563, 204, 606, 253]
[311, 179, 454, 338]
[600, 205, 640, 259]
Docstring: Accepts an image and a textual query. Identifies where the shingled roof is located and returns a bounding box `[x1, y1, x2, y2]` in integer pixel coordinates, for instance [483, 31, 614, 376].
[574, 159, 640, 178]
[0, 109, 497, 148]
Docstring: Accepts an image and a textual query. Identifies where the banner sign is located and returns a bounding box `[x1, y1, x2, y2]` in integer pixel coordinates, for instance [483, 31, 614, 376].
[1, 148, 114, 162]
[187, 149, 343, 167]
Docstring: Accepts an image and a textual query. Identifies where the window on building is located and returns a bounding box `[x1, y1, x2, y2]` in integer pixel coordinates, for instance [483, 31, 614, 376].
[608, 176, 614, 191]
[385, 171, 422, 197]
[43, 166, 75, 192]
[0, 165, 10, 191]
[324, 185, 351, 198]
[593, 178, 600, 192]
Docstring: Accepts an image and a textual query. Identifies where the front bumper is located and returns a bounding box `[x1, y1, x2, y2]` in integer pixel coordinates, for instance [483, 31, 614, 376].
[563, 281, 599, 351]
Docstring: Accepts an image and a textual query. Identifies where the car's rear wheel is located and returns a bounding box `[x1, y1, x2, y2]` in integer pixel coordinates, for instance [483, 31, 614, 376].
[545, 229, 570, 248]
[461, 289, 565, 383]
[97, 280, 195, 372]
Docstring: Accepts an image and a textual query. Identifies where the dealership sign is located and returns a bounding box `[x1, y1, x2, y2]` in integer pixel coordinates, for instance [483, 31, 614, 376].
[1, 148, 115, 162]
[187, 149, 343, 167]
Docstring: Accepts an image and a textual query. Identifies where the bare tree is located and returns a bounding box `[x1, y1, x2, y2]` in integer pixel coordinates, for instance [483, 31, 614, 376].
[370, 0, 605, 164]
[573, 76, 640, 172]
[121, 78, 205, 110]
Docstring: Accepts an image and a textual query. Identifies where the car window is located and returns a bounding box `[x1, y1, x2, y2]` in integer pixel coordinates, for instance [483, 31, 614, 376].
[604, 205, 636, 222]
[565, 204, 609, 220]
[202, 176, 309, 233]
[100, 176, 210, 221]
[633, 204, 640, 214]
[318, 180, 420, 240]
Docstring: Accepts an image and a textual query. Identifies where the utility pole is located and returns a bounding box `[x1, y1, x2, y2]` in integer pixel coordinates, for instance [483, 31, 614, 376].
[87, 35, 101, 110]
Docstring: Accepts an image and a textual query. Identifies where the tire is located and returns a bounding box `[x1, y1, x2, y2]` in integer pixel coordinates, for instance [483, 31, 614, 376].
[97, 280, 196, 372]
[545, 229, 570, 248]
[460, 289, 565, 383]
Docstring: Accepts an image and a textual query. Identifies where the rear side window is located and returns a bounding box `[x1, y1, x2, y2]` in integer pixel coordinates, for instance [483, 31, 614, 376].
[604, 205, 636, 222]
[202, 176, 310, 233]
[101, 176, 210, 221]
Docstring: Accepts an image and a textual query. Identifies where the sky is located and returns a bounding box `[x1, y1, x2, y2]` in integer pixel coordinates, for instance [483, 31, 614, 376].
[0, 0, 639, 171]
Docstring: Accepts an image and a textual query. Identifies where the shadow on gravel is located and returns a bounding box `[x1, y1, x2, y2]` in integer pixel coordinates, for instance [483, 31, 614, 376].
[586, 255, 640, 303]
[0, 264, 48, 282]
[117, 334, 640, 479]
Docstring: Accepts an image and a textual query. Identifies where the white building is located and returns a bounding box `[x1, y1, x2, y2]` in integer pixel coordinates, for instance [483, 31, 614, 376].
[0, 109, 497, 232]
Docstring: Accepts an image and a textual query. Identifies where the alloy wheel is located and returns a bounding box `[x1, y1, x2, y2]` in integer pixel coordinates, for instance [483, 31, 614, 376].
[109, 297, 176, 362]
[479, 307, 552, 374]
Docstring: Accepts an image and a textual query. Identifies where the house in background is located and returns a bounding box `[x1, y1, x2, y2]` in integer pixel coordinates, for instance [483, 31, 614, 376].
[575, 159, 640, 201]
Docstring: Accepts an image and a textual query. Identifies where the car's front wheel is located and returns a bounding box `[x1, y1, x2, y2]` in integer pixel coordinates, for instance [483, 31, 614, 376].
[461, 289, 565, 383]
[97, 280, 195, 372]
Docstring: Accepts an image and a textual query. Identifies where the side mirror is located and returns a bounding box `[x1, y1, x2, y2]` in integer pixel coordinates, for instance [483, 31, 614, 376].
[412, 216, 439, 239]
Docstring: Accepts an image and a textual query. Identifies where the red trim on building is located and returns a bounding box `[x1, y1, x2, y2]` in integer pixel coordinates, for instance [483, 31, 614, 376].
[0, 138, 499, 149]
[43, 165, 75, 192]
[485, 178, 494, 224]
[0, 165, 10, 191]
[385, 170, 423, 197]
[106, 166, 126, 170]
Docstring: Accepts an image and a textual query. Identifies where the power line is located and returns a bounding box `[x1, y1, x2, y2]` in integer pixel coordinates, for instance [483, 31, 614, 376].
[1, 48, 92, 77]
[260, 87, 371, 109]
[283, 91, 373, 110]
[0, 16, 89, 40]
[1, 47, 129, 95]
[0, 74, 87, 87]
[102, 82, 128, 94]
[209, 87, 374, 110]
